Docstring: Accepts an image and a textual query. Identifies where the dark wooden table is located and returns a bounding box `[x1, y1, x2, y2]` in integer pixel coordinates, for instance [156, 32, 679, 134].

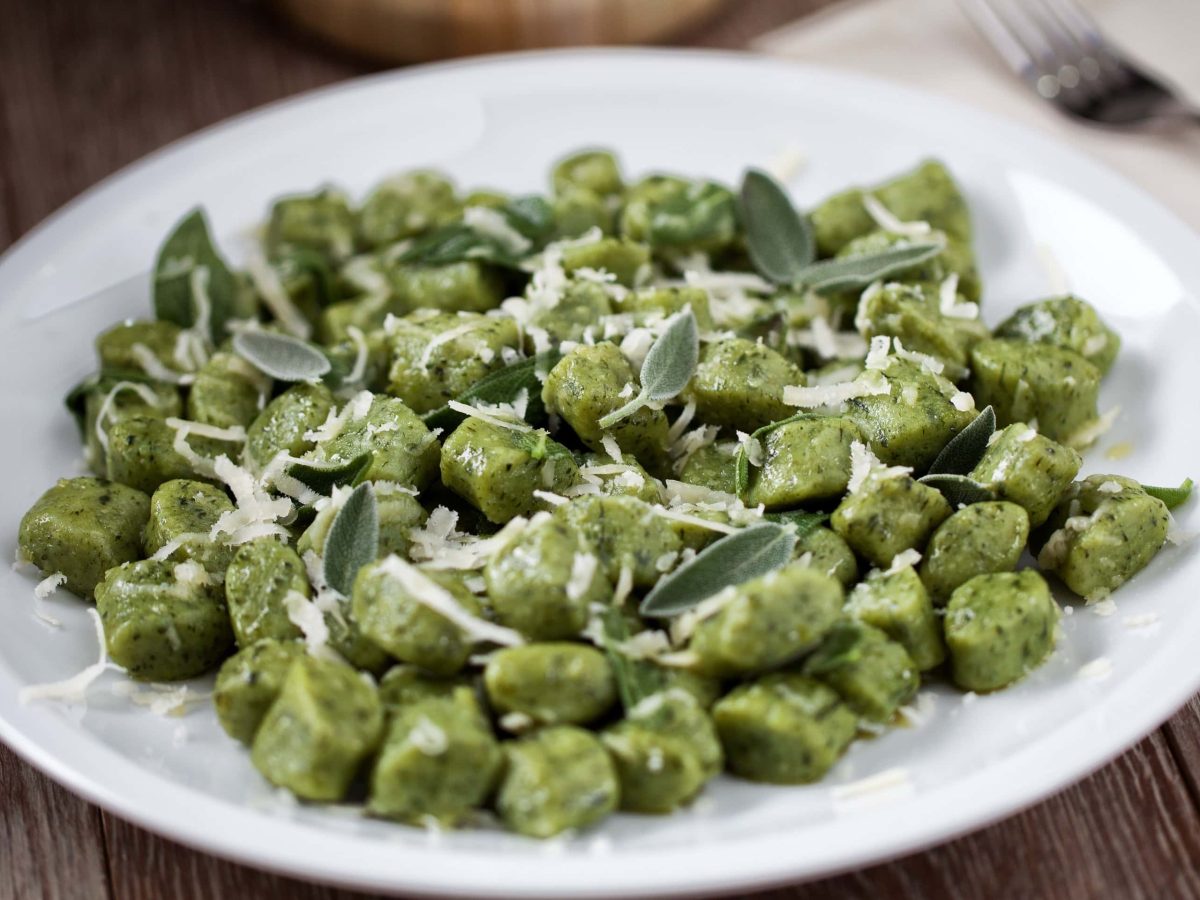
[3, 1, 1200, 898]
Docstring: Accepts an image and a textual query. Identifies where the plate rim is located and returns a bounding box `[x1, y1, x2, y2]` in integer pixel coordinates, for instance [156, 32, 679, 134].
[1, 46, 1198, 899]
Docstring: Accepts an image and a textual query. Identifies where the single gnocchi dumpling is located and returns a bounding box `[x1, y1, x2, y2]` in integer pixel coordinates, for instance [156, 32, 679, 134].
[969, 339, 1101, 444]
[251, 655, 383, 801]
[1036, 475, 1170, 602]
[714, 673, 857, 784]
[969, 423, 1081, 527]
[943, 569, 1059, 692]
[439, 417, 578, 524]
[369, 695, 501, 826]
[96, 558, 234, 681]
[495, 725, 619, 838]
[18, 476, 150, 598]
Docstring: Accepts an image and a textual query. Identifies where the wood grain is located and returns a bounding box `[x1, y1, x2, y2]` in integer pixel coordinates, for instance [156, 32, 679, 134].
[0, 744, 112, 900]
[2, 0, 1199, 898]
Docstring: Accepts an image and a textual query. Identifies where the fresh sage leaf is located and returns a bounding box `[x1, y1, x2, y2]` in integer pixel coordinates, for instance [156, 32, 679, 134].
[600, 608, 665, 711]
[1142, 477, 1194, 509]
[501, 195, 556, 244]
[233, 330, 332, 382]
[598, 309, 699, 429]
[397, 196, 552, 269]
[422, 350, 562, 432]
[323, 482, 379, 596]
[763, 509, 830, 539]
[794, 241, 944, 294]
[275, 245, 338, 307]
[641, 522, 797, 618]
[739, 168, 815, 284]
[153, 207, 240, 342]
[918, 473, 995, 507]
[286, 452, 373, 495]
[926, 406, 996, 476]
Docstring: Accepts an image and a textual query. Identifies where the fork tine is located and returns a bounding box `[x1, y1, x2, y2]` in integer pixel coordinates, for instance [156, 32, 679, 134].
[965, 0, 1073, 98]
[1024, 0, 1087, 92]
[959, 0, 1039, 82]
[1042, 0, 1130, 89]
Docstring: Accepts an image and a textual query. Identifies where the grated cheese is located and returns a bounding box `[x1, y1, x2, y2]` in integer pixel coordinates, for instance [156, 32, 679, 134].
[18, 609, 109, 705]
[34, 572, 67, 600]
[447, 400, 532, 433]
[862, 194, 931, 238]
[892, 338, 945, 376]
[1077, 657, 1113, 681]
[831, 766, 915, 811]
[566, 553, 599, 602]
[949, 391, 976, 412]
[651, 506, 739, 535]
[847, 440, 912, 494]
[407, 715, 450, 756]
[284, 590, 331, 655]
[131, 343, 192, 385]
[1122, 613, 1160, 629]
[376, 556, 523, 646]
[612, 565, 635, 608]
[93, 381, 164, 455]
[938, 274, 979, 320]
[244, 253, 311, 339]
[600, 434, 623, 463]
[736, 430, 764, 468]
[884, 549, 922, 574]
[464, 206, 532, 256]
[783, 370, 889, 409]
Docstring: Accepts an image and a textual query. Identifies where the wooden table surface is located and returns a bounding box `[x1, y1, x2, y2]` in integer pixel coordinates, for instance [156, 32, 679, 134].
[3, 1, 1200, 898]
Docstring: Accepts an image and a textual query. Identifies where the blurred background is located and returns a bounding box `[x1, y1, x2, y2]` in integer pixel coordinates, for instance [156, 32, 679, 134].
[1, 0, 1196, 246]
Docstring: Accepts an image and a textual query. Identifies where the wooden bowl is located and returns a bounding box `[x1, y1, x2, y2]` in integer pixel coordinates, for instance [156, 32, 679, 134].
[271, 0, 727, 64]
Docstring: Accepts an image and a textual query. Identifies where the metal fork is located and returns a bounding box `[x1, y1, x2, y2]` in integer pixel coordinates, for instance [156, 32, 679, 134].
[959, 0, 1200, 128]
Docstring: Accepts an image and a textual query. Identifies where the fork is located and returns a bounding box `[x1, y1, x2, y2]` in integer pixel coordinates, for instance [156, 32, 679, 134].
[959, 0, 1200, 128]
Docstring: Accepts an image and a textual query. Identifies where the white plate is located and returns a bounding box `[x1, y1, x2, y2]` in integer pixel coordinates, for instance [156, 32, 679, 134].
[0, 49, 1198, 899]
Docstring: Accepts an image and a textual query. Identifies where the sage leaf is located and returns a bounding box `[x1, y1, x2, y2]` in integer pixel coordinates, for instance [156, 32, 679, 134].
[397, 195, 553, 269]
[641, 522, 797, 618]
[794, 241, 944, 294]
[918, 473, 995, 507]
[286, 452, 373, 495]
[323, 482, 378, 596]
[274, 245, 338, 307]
[739, 168, 815, 284]
[153, 208, 240, 342]
[927, 406, 996, 476]
[500, 195, 556, 244]
[600, 608, 664, 710]
[598, 308, 699, 429]
[1142, 477, 1194, 510]
[422, 350, 562, 432]
[232, 330, 332, 382]
[763, 509, 830, 539]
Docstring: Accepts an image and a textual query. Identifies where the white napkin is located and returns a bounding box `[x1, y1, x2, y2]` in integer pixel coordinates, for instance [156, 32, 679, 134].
[755, 0, 1200, 232]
